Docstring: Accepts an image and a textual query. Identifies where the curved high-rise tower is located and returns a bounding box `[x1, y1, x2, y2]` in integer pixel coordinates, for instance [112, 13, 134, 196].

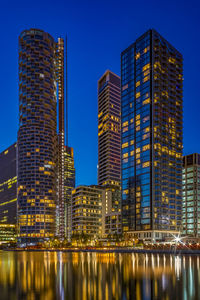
[17, 29, 58, 244]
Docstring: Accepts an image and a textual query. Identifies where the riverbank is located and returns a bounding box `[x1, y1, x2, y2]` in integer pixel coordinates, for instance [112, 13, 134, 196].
[3, 248, 200, 255]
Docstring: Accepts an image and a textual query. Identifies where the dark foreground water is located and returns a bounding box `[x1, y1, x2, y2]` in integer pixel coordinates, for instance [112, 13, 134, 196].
[0, 251, 199, 300]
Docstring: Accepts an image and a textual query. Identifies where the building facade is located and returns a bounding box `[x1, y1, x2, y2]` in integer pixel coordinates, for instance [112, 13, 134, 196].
[102, 185, 122, 236]
[98, 70, 121, 187]
[0, 143, 17, 243]
[57, 37, 65, 238]
[71, 186, 103, 239]
[182, 154, 200, 238]
[98, 70, 122, 236]
[17, 29, 62, 244]
[64, 145, 75, 240]
[121, 29, 183, 242]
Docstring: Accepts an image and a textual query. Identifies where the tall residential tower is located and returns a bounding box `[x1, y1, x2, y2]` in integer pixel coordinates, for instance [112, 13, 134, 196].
[17, 29, 65, 244]
[97, 71, 122, 236]
[98, 70, 121, 187]
[121, 29, 183, 241]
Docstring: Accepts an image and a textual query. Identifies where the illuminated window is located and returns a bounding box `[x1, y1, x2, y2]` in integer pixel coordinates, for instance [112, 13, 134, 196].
[143, 46, 149, 53]
[136, 92, 140, 98]
[143, 75, 149, 83]
[122, 142, 128, 148]
[136, 53, 140, 60]
[143, 98, 150, 105]
[143, 161, 150, 168]
[136, 120, 140, 126]
[142, 144, 150, 151]
[136, 81, 140, 87]
[143, 63, 150, 72]
[122, 121, 128, 127]
[143, 70, 150, 77]
[123, 127, 128, 133]
[169, 57, 176, 64]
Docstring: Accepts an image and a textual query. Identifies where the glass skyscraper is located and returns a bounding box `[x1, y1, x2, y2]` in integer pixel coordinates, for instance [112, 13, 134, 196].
[121, 29, 183, 242]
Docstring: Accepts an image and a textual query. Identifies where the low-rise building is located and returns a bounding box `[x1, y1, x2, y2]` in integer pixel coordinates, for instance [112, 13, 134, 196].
[71, 185, 103, 239]
[182, 154, 200, 238]
[102, 186, 122, 236]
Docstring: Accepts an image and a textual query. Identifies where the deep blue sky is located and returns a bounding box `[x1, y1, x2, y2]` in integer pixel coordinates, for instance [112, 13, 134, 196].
[0, 0, 199, 186]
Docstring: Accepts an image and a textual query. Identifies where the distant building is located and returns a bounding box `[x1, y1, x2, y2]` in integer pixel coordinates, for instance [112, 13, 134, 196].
[0, 143, 17, 243]
[71, 186, 103, 239]
[98, 70, 122, 236]
[182, 154, 200, 238]
[64, 146, 75, 240]
[102, 185, 121, 236]
[98, 70, 121, 187]
[121, 29, 183, 242]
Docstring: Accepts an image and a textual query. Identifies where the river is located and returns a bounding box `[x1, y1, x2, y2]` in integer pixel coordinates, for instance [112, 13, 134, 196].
[0, 251, 199, 299]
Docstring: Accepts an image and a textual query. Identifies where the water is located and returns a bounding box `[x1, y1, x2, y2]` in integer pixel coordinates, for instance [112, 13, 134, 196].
[0, 251, 199, 300]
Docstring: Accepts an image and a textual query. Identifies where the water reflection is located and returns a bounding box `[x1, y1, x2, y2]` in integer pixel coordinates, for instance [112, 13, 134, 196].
[0, 251, 199, 300]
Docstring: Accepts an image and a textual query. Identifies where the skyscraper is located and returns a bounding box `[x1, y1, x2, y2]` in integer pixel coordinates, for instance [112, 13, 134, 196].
[57, 37, 65, 239]
[17, 29, 64, 244]
[183, 154, 200, 239]
[98, 70, 121, 187]
[64, 145, 75, 240]
[97, 70, 122, 236]
[121, 29, 183, 242]
[0, 143, 17, 243]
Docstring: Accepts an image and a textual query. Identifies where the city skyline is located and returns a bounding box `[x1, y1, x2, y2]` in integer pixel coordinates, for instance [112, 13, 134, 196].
[0, 0, 199, 187]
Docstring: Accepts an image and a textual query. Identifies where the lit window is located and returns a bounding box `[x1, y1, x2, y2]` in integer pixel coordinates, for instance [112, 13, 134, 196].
[136, 81, 140, 87]
[122, 142, 128, 149]
[136, 92, 140, 98]
[143, 161, 150, 168]
[136, 53, 140, 60]
[142, 144, 150, 151]
[143, 63, 150, 72]
[143, 75, 149, 83]
[122, 121, 128, 127]
[143, 98, 150, 105]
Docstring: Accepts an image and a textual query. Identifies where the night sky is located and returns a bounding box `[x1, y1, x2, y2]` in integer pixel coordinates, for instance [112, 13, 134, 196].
[0, 0, 199, 186]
